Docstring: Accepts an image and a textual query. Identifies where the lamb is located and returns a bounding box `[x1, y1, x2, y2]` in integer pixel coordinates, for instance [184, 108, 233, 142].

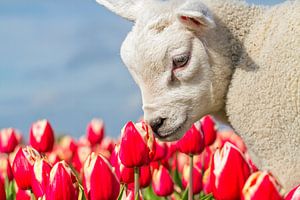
[96, 0, 300, 190]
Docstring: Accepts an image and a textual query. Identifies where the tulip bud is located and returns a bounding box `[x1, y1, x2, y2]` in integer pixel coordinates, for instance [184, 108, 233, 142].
[45, 161, 77, 200]
[15, 189, 31, 200]
[46, 151, 60, 165]
[152, 165, 174, 196]
[86, 118, 105, 145]
[127, 165, 152, 190]
[119, 121, 156, 167]
[202, 168, 212, 194]
[29, 119, 55, 152]
[0, 128, 18, 153]
[182, 164, 203, 194]
[213, 130, 247, 153]
[12, 146, 41, 189]
[200, 115, 217, 146]
[285, 184, 300, 200]
[100, 137, 115, 153]
[153, 140, 167, 161]
[31, 159, 52, 198]
[0, 178, 5, 200]
[210, 142, 251, 200]
[122, 189, 142, 200]
[0, 154, 13, 181]
[242, 171, 283, 200]
[72, 145, 92, 172]
[177, 124, 204, 155]
[83, 152, 120, 200]
[110, 145, 134, 184]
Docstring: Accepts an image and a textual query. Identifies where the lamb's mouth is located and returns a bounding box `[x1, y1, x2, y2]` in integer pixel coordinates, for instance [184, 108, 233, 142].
[154, 116, 188, 142]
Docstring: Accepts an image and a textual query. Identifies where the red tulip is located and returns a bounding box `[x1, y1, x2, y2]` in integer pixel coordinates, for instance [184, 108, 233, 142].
[153, 140, 167, 161]
[45, 161, 77, 200]
[122, 189, 142, 200]
[72, 145, 92, 172]
[242, 171, 283, 200]
[100, 137, 115, 153]
[0, 128, 18, 153]
[202, 168, 212, 194]
[182, 164, 203, 194]
[0, 154, 13, 181]
[0, 178, 5, 200]
[15, 189, 31, 200]
[212, 130, 247, 153]
[152, 165, 174, 196]
[12, 146, 41, 189]
[56, 136, 77, 162]
[31, 159, 52, 198]
[119, 121, 156, 167]
[210, 142, 251, 200]
[177, 124, 204, 155]
[46, 151, 60, 165]
[86, 118, 105, 145]
[29, 119, 55, 152]
[110, 145, 134, 184]
[200, 115, 217, 146]
[285, 184, 300, 200]
[127, 165, 152, 189]
[83, 152, 120, 200]
[194, 146, 213, 171]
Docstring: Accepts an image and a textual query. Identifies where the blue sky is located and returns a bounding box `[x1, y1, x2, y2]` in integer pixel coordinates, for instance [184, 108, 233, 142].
[0, 0, 283, 139]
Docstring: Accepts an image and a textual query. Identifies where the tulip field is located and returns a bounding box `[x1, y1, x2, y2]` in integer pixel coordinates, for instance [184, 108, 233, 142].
[0, 117, 299, 200]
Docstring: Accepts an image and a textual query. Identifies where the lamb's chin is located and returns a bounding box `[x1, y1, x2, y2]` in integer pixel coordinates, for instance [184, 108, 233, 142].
[154, 121, 189, 142]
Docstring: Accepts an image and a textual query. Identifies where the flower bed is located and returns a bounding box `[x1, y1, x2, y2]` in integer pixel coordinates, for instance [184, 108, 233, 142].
[0, 117, 299, 200]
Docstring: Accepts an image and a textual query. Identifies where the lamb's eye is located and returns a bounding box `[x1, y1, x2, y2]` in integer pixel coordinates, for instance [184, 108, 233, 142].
[172, 54, 190, 69]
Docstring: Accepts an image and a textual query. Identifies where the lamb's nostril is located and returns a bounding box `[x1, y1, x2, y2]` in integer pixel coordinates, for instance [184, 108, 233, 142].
[150, 117, 165, 133]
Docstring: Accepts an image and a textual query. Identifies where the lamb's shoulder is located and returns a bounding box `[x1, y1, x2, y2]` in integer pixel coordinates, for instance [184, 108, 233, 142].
[226, 1, 300, 190]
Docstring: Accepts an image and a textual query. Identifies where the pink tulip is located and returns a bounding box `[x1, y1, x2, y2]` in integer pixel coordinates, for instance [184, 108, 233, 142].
[45, 161, 77, 200]
[242, 171, 283, 200]
[200, 115, 217, 146]
[31, 159, 52, 198]
[12, 146, 41, 189]
[0, 178, 5, 200]
[119, 121, 156, 167]
[0, 154, 13, 181]
[29, 119, 55, 152]
[210, 142, 251, 200]
[285, 184, 300, 200]
[182, 164, 203, 194]
[0, 128, 18, 153]
[152, 165, 174, 196]
[213, 130, 247, 153]
[86, 118, 105, 145]
[83, 152, 120, 200]
[153, 140, 167, 161]
[72, 145, 92, 172]
[177, 124, 205, 155]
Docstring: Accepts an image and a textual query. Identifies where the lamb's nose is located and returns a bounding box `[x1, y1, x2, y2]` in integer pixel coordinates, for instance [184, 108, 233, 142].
[149, 117, 165, 133]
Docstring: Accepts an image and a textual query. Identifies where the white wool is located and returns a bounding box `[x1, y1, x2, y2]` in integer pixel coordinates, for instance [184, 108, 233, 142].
[96, 0, 300, 190]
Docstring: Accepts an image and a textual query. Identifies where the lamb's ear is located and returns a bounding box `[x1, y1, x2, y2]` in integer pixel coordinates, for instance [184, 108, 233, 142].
[96, 0, 139, 21]
[176, 1, 215, 31]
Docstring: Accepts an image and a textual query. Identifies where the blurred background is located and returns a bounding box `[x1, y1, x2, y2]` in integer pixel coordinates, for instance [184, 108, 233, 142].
[0, 0, 283, 139]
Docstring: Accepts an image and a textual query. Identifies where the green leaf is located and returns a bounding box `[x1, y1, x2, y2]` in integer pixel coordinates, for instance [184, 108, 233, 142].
[181, 187, 189, 200]
[142, 186, 165, 200]
[173, 167, 183, 190]
[199, 192, 214, 200]
[5, 178, 16, 200]
[117, 185, 125, 200]
[78, 183, 86, 200]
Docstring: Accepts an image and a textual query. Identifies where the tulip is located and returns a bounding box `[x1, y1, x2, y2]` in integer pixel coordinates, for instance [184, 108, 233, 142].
[182, 164, 203, 195]
[31, 159, 52, 198]
[242, 171, 283, 200]
[100, 137, 115, 153]
[202, 168, 212, 194]
[0, 178, 5, 200]
[56, 136, 77, 162]
[127, 165, 152, 190]
[29, 119, 55, 152]
[46, 151, 60, 165]
[212, 130, 247, 153]
[110, 145, 134, 184]
[45, 161, 77, 200]
[122, 189, 142, 200]
[72, 145, 92, 172]
[152, 165, 174, 196]
[12, 146, 41, 189]
[200, 115, 217, 146]
[83, 152, 120, 200]
[153, 140, 167, 161]
[177, 124, 205, 155]
[210, 142, 251, 200]
[285, 184, 300, 200]
[0, 128, 18, 153]
[15, 189, 31, 200]
[0, 154, 13, 181]
[119, 121, 156, 167]
[86, 118, 105, 145]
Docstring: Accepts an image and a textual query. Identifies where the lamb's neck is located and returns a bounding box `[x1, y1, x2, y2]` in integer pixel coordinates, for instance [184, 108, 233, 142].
[205, 0, 264, 66]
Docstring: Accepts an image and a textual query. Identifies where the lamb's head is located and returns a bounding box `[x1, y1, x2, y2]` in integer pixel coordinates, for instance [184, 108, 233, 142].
[96, 0, 229, 141]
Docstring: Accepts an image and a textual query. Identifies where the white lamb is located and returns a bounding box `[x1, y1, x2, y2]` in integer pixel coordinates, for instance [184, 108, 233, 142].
[96, 0, 300, 190]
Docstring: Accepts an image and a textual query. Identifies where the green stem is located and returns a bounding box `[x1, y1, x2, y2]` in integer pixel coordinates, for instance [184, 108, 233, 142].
[189, 154, 194, 200]
[134, 167, 140, 200]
